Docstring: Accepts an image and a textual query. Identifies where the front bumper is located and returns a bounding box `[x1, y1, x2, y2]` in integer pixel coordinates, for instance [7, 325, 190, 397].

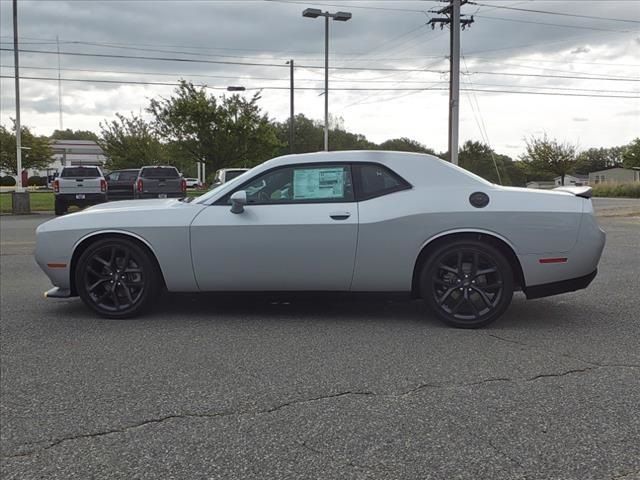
[44, 286, 73, 298]
[524, 269, 597, 300]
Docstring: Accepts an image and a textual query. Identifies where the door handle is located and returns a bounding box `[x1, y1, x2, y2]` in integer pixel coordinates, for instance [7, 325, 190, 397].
[330, 212, 351, 220]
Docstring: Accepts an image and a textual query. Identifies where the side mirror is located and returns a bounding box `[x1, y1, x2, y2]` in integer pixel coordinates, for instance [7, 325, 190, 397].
[230, 190, 247, 214]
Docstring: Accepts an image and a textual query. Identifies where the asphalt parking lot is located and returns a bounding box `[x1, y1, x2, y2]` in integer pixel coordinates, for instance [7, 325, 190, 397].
[1, 198, 639, 480]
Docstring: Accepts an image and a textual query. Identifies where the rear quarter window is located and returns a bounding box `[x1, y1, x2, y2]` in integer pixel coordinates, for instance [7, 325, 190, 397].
[354, 163, 411, 200]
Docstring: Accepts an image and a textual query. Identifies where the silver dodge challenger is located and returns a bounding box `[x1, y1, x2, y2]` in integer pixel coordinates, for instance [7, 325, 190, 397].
[35, 151, 606, 328]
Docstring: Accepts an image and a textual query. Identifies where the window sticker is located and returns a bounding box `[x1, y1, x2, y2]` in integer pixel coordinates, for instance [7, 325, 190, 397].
[293, 168, 345, 200]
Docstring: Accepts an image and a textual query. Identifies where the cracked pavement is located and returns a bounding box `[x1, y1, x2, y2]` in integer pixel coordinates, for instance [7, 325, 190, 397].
[1, 201, 639, 479]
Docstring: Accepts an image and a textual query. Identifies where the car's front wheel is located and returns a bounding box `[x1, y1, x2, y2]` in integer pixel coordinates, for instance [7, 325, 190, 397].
[420, 239, 514, 328]
[75, 237, 161, 318]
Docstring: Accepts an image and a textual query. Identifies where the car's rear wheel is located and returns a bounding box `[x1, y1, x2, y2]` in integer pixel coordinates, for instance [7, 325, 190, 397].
[420, 239, 514, 328]
[75, 237, 160, 319]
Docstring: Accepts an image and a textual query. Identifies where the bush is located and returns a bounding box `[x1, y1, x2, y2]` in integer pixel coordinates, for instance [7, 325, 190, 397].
[591, 182, 640, 198]
[27, 175, 47, 187]
[0, 175, 17, 186]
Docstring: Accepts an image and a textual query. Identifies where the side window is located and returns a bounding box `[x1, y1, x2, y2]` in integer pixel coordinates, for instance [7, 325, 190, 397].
[230, 164, 353, 204]
[354, 163, 411, 200]
[106, 172, 118, 181]
[121, 171, 138, 181]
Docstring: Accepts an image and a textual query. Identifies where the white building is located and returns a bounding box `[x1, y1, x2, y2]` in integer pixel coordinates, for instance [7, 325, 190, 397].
[589, 167, 640, 184]
[554, 174, 589, 187]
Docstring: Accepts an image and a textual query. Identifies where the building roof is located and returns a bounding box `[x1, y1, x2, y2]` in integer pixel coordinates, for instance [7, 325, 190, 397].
[51, 140, 104, 155]
[588, 167, 636, 175]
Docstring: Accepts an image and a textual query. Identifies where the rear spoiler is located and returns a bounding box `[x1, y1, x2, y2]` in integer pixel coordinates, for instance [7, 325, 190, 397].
[553, 185, 592, 199]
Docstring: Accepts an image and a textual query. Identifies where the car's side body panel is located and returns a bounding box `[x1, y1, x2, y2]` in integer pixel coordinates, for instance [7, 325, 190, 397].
[36, 199, 204, 292]
[351, 185, 583, 291]
[190, 202, 358, 291]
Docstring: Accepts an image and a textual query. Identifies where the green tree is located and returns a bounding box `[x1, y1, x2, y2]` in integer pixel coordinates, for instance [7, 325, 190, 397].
[50, 128, 99, 141]
[0, 122, 53, 174]
[622, 138, 640, 169]
[521, 134, 577, 186]
[99, 113, 168, 170]
[378, 137, 436, 155]
[574, 146, 624, 174]
[148, 81, 281, 173]
[458, 141, 513, 185]
[274, 114, 323, 154]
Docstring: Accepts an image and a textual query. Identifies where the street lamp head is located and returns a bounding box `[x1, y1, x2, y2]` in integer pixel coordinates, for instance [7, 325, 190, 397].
[302, 8, 322, 18]
[226, 86, 246, 92]
[333, 11, 352, 21]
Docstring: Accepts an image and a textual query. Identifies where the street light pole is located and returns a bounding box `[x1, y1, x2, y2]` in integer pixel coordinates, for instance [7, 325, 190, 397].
[302, 8, 351, 153]
[324, 15, 329, 151]
[13, 0, 23, 191]
[287, 59, 295, 153]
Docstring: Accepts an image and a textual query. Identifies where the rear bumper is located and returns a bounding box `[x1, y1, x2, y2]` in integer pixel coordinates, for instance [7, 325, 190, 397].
[56, 193, 107, 206]
[524, 269, 597, 300]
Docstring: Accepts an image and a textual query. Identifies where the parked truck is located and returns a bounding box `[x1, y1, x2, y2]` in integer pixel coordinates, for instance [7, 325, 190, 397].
[134, 166, 186, 199]
[53, 166, 108, 215]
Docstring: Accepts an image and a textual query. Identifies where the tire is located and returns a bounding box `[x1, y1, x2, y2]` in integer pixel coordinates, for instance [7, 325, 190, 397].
[54, 198, 66, 216]
[419, 239, 514, 329]
[75, 237, 161, 319]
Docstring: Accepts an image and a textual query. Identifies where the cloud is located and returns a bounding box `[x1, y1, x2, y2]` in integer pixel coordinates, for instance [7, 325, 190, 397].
[570, 46, 590, 55]
[1, 0, 638, 154]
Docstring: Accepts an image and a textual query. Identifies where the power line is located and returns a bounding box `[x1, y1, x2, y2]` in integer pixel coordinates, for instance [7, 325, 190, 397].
[476, 14, 634, 33]
[3, 48, 638, 82]
[5, 64, 637, 94]
[0, 47, 448, 74]
[3, 74, 638, 99]
[469, 2, 640, 24]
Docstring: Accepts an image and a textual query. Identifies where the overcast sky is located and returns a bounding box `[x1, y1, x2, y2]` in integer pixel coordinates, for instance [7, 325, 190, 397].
[0, 0, 638, 156]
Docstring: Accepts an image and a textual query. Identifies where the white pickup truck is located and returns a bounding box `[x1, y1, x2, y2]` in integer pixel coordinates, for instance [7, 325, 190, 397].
[53, 166, 108, 215]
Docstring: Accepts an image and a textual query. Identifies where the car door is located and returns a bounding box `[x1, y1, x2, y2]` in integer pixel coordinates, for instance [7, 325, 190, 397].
[190, 163, 358, 291]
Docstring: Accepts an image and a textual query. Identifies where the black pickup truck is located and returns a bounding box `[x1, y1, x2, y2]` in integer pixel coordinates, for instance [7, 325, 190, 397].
[134, 166, 186, 199]
[105, 169, 139, 200]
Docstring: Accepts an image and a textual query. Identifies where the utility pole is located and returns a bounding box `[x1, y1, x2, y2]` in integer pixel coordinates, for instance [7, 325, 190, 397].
[12, 0, 30, 213]
[13, 0, 22, 190]
[429, 0, 474, 166]
[287, 59, 295, 153]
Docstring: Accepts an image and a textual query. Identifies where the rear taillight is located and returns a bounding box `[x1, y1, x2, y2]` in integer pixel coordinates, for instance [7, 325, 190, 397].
[52, 179, 59, 193]
[180, 178, 187, 192]
[100, 179, 107, 192]
[137, 179, 143, 193]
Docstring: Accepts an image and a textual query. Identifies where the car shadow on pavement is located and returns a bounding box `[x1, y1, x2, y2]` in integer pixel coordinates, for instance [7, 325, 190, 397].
[45, 291, 601, 331]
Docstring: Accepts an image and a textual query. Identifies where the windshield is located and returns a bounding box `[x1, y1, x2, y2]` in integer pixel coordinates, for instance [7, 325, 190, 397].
[225, 170, 247, 181]
[61, 167, 101, 178]
[191, 167, 255, 204]
[140, 167, 179, 178]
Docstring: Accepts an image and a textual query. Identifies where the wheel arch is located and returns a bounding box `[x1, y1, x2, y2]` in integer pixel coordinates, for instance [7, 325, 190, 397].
[411, 230, 525, 298]
[69, 230, 166, 296]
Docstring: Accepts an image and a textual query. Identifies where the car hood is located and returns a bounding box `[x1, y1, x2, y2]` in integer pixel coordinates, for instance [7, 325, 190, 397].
[37, 198, 204, 234]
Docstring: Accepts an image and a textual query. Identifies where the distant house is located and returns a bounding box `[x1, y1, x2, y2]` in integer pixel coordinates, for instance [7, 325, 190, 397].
[554, 174, 589, 187]
[526, 180, 556, 190]
[589, 167, 640, 184]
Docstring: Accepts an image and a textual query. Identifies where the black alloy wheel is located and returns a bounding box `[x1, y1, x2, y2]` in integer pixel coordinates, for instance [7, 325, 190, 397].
[75, 237, 160, 318]
[420, 239, 514, 328]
